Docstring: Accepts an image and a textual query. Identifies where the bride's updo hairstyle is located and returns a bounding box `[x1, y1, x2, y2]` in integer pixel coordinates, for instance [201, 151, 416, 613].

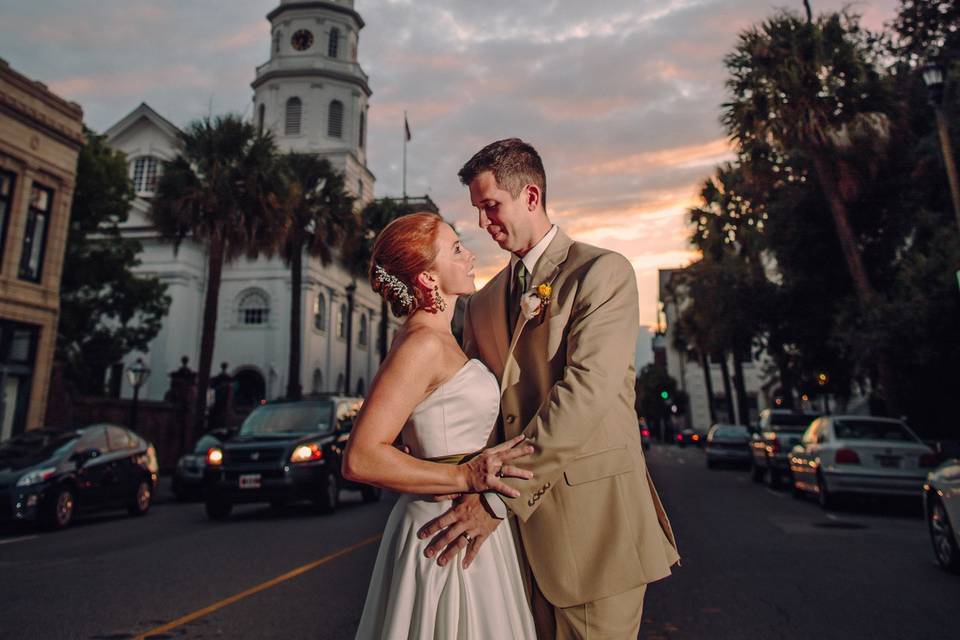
[369, 212, 443, 317]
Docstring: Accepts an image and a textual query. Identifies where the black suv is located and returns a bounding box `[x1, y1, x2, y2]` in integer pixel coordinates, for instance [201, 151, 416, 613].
[202, 395, 379, 519]
[749, 409, 819, 488]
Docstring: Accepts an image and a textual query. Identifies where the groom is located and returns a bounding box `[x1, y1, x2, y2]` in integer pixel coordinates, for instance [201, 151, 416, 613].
[419, 138, 680, 638]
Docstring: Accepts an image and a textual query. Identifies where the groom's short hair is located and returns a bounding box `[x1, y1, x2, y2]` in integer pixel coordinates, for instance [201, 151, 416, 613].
[458, 138, 547, 210]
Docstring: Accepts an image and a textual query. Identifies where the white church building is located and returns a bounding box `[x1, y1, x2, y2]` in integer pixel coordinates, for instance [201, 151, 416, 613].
[104, 0, 404, 406]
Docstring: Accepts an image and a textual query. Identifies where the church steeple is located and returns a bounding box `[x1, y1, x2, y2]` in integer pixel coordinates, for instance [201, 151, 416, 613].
[252, 1, 374, 201]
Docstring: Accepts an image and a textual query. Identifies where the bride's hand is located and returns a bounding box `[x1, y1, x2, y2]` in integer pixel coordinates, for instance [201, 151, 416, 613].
[461, 435, 534, 498]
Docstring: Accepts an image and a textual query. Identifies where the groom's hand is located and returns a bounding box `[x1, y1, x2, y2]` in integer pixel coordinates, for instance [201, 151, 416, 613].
[418, 493, 501, 569]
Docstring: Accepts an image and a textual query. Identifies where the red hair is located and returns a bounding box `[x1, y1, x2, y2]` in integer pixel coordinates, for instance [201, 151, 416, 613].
[369, 212, 443, 317]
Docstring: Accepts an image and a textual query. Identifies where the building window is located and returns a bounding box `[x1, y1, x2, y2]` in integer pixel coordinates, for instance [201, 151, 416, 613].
[328, 27, 339, 58]
[19, 183, 53, 283]
[132, 156, 159, 194]
[359, 111, 365, 148]
[336, 303, 346, 339]
[312, 368, 323, 394]
[258, 104, 265, 133]
[286, 97, 302, 135]
[328, 100, 343, 138]
[0, 170, 16, 269]
[356, 378, 365, 396]
[314, 293, 327, 331]
[274, 32, 281, 54]
[237, 289, 270, 326]
[358, 313, 368, 347]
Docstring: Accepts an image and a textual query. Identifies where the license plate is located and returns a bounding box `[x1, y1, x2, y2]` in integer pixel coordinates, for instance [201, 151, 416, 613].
[239, 474, 261, 489]
[876, 456, 900, 468]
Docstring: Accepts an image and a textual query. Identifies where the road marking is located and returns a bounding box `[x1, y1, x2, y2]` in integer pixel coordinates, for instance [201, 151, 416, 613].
[765, 488, 786, 499]
[0, 535, 38, 546]
[825, 513, 838, 520]
[133, 533, 382, 640]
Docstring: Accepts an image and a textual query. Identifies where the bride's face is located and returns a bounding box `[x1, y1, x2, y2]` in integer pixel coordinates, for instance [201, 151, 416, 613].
[429, 223, 476, 297]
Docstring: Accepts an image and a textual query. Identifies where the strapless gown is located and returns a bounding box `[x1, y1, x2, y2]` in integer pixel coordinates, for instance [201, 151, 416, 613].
[354, 359, 536, 639]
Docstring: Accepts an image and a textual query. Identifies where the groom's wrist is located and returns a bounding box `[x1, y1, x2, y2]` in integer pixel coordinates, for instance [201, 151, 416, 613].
[480, 492, 507, 519]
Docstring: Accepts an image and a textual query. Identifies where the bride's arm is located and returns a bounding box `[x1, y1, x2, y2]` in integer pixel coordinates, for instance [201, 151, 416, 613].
[342, 328, 531, 496]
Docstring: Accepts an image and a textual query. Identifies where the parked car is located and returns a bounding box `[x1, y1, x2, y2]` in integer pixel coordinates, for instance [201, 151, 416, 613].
[789, 416, 939, 509]
[924, 458, 960, 573]
[172, 429, 233, 501]
[676, 428, 702, 448]
[750, 409, 819, 488]
[203, 395, 379, 519]
[705, 424, 752, 468]
[0, 425, 158, 530]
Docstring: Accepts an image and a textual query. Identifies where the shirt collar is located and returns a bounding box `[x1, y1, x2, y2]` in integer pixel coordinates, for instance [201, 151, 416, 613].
[510, 224, 558, 276]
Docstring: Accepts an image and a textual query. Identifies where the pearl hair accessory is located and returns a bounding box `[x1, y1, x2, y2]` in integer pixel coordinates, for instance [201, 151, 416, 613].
[374, 264, 415, 311]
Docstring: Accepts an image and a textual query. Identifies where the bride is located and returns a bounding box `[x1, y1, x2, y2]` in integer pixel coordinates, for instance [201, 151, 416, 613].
[343, 212, 538, 639]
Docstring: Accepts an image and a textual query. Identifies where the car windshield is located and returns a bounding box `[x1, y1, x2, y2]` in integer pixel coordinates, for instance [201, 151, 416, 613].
[715, 425, 749, 437]
[833, 419, 917, 442]
[768, 414, 817, 431]
[0, 430, 78, 462]
[239, 401, 335, 436]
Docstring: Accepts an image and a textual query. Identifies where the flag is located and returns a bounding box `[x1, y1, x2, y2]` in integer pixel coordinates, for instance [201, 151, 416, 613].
[404, 113, 411, 141]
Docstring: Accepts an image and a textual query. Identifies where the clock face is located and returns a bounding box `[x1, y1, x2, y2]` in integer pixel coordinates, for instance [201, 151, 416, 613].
[291, 29, 314, 51]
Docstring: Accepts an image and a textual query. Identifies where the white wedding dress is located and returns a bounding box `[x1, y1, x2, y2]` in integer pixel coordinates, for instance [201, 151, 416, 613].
[355, 358, 537, 640]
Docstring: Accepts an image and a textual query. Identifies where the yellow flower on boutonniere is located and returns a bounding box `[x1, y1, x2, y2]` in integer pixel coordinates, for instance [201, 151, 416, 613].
[521, 282, 553, 321]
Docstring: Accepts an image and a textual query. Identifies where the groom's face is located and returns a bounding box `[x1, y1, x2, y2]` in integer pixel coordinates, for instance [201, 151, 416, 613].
[468, 170, 533, 255]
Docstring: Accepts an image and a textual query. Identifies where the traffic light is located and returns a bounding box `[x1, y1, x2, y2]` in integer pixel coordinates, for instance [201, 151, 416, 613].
[660, 390, 670, 400]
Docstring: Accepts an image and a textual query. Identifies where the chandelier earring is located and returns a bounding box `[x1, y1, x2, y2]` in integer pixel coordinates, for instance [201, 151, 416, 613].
[432, 285, 447, 312]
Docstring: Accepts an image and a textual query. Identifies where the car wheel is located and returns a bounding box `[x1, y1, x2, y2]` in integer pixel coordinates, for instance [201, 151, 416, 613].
[750, 457, 764, 483]
[205, 495, 233, 520]
[42, 486, 76, 530]
[127, 479, 152, 516]
[791, 478, 805, 499]
[361, 485, 381, 503]
[313, 471, 339, 514]
[764, 459, 781, 489]
[928, 497, 960, 574]
[817, 472, 836, 510]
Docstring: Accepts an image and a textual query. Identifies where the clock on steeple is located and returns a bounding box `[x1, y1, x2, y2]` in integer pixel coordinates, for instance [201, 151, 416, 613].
[291, 29, 313, 51]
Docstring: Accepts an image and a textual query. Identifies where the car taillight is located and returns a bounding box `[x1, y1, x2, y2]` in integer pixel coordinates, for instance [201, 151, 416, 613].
[919, 453, 939, 467]
[766, 437, 780, 454]
[835, 448, 860, 464]
[676, 433, 683, 441]
[641, 428, 650, 437]
[692, 434, 700, 442]
[206, 447, 223, 466]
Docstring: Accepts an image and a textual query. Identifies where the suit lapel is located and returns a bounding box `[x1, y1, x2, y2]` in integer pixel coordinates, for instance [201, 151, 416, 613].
[477, 265, 511, 377]
[501, 229, 574, 396]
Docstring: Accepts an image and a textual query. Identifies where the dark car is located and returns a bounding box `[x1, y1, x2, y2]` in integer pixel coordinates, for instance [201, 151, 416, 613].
[750, 409, 819, 488]
[0, 425, 158, 530]
[676, 428, 703, 448]
[203, 395, 379, 519]
[640, 424, 652, 451]
[705, 423, 752, 468]
[172, 429, 234, 501]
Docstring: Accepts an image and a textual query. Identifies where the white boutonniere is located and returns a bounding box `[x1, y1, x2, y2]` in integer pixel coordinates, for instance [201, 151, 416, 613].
[520, 283, 553, 321]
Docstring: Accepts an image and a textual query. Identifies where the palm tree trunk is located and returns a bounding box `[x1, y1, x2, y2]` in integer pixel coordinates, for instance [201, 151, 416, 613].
[379, 300, 389, 363]
[700, 351, 717, 425]
[732, 350, 751, 426]
[718, 352, 736, 424]
[193, 233, 225, 438]
[810, 153, 899, 415]
[287, 247, 303, 400]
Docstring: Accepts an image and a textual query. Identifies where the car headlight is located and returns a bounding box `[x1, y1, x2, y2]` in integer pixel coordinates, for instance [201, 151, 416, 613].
[206, 447, 224, 466]
[16, 467, 57, 487]
[290, 443, 323, 463]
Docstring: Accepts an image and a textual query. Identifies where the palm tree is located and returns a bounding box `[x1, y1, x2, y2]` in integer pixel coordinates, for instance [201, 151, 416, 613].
[721, 10, 900, 410]
[276, 153, 355, 400]
[342, 198, 417, 362]
[151, 114, 284, 440]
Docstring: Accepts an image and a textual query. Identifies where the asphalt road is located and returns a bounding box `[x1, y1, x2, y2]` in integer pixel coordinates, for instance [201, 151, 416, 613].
[1, 446, 957, 639]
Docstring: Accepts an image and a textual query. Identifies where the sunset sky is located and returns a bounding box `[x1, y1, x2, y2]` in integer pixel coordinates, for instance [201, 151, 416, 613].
[0, 0, 899, 332]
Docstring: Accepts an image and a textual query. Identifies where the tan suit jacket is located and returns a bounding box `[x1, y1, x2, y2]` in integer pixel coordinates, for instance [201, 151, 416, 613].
[462, 228, 680, 609]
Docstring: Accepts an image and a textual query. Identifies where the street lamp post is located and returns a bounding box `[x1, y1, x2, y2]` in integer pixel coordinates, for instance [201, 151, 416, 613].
[923, 62, 960, 235]
[126, 358, 151, 432]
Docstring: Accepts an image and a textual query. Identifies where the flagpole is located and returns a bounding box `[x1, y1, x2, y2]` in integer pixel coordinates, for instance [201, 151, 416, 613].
[402, 110, 408, 200]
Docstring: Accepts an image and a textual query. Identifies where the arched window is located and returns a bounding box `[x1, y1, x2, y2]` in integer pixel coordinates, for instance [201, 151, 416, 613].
[132, 156, 159, 194]
[328, 27, 339, 58]
[233, 368, 266, 408]
[358, 313, 368, 346]
[238, 289, 270, 325]
[274, 32, 281, 54]
[312, 368, 323, 394]
[336, 372, 345, 394]
[336, 303, 347, 338]
[257, 104, 265, 133]
[358, 110, 365, 148]
[356, 378, 365, 396]
[327, 100, 343, 138]
[314, 293, 327, 331]
[285, 97, 302, 136]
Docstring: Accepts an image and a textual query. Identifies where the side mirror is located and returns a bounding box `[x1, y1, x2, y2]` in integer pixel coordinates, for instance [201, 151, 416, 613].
[791, 444, 805, 454]
[72, 448, 102, 466]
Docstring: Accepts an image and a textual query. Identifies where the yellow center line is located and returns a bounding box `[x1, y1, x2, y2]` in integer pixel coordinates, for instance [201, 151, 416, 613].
[133, 533, 382, 640]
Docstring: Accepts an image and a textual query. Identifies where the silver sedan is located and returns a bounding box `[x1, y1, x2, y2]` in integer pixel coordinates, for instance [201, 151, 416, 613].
[789, 415, 938, 509]
[924, 458, 960, 574]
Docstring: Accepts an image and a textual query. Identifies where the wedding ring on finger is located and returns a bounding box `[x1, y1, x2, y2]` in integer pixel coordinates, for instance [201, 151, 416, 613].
[462, 532, 473, 543]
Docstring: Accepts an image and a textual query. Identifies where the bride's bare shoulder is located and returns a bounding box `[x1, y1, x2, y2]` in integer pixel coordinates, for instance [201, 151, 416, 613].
[385, 325, 446, 372]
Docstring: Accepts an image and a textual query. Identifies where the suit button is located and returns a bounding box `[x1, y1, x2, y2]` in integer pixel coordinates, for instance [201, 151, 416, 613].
[506, 415, 516, 424]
